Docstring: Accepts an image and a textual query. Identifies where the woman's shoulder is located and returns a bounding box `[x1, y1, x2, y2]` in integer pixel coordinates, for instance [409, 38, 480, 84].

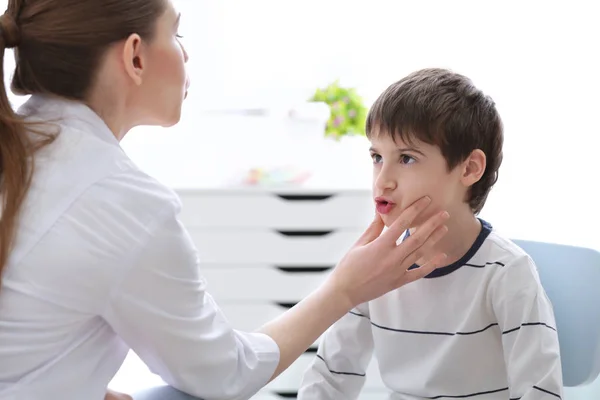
[82, 165, 183, 230]
[23, 127, 183, 264]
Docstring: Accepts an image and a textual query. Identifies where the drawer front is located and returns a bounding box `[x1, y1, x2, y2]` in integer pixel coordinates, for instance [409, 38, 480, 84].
[178, 191, 373, 229]
[202, 265, 332, 302]
[193, 229, 360, 264]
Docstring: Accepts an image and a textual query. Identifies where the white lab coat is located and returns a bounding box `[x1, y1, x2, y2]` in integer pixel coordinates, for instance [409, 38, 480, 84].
[0, 95, 280, 400]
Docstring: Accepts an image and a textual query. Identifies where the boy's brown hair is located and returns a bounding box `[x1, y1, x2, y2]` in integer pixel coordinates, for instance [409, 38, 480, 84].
[366, 68, 503, 214]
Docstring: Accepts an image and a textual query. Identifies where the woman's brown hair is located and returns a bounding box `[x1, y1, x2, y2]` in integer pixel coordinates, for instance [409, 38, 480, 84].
[0, 0, 166, 286]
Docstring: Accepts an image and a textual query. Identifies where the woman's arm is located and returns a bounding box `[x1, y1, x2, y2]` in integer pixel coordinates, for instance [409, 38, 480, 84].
[103, 196, 446, 399]
[259, 196, 449, 380]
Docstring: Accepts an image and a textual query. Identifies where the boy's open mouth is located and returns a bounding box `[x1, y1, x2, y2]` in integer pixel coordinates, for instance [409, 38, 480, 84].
[375, 197, 395, 215]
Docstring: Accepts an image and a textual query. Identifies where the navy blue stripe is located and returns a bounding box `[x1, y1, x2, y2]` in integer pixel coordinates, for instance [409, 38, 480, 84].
[405, 218, 494, 278]
[533, 386, 561, 398]
[510, 385, 562, 399]
[315, 354, 365, 377]
[424, 387, 508, 399]
[348, 312, 555, 337]
[464, 261, 505, 268]
[349, 310, 368, 319]
[349, 312, 498, 336]
[502, 322, 556, 335]
[370, 320, 500, 336]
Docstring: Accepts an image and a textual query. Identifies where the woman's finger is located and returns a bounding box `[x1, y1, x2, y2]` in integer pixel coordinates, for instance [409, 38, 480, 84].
[399, 252, 448, 285]
[391, 211, 449, 266]
[387, 223, 448, 282]
[378, 196, 432, 246]
[406, 223, 449, 268]
[353, 213, 385, 246]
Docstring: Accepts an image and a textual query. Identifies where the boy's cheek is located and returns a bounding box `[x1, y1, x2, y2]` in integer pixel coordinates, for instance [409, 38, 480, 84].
[398, 194, 445, 227]
[380, 200, 440, 230]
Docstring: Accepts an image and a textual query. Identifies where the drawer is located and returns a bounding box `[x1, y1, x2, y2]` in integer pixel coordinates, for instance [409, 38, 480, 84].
[202, 265, 332, 302]
[266, 353, 386, 391]
[178, 190, 373, 229]
[192, 229, 361, 264]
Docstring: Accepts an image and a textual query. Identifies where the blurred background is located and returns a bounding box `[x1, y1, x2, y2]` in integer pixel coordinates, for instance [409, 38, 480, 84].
[3, 0, 599, 398]
[133, 0, 598, 251]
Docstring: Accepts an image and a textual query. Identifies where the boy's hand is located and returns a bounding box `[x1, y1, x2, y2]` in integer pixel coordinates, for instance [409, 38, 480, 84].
[105, 389, 133, 400]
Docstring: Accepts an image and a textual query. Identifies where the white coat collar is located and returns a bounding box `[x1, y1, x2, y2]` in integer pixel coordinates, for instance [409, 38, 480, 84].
[17, 94, 120, 146]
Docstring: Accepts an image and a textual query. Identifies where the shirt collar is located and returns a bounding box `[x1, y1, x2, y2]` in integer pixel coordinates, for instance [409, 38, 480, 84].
[405, 218, 493, 278]
[17, 94, 120, 146]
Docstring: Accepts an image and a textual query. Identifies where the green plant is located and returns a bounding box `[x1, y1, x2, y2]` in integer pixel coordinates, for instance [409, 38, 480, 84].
[310, 80, 367, 140]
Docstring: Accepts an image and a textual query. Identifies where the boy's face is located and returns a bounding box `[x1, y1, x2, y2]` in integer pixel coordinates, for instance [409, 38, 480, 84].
[370, 132, 470, 228]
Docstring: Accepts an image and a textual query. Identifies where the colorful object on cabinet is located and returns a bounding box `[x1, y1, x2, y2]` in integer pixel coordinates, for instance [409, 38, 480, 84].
[243, 166, 311, 186]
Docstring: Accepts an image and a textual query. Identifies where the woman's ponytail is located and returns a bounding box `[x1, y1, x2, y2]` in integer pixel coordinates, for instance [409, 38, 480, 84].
[0, 7, 33, 285]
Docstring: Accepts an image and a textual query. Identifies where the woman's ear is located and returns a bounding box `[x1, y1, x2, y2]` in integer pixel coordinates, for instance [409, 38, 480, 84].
[121, 33, 145, 86]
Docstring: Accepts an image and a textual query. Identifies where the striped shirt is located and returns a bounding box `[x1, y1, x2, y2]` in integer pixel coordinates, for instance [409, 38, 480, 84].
[298, 220, 563, 400]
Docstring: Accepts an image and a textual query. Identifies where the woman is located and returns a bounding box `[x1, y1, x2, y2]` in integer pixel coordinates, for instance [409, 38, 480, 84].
[0, 0, 449, 399]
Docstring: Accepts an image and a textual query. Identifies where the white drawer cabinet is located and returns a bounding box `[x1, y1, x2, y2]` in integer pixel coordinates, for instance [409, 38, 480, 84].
[177, 187, 385, 398]
[202, 265, 332, 302]
[191, 229, 362, 265]
[178, 189, 374, 229]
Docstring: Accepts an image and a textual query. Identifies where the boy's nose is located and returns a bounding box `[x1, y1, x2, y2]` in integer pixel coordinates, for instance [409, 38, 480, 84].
[375, 171, 397, 192]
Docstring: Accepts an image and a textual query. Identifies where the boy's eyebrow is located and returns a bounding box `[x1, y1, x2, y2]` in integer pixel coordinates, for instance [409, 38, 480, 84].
[369, 146, 426, 157]
[397, 147, 426, 157]
[174, 13, 181, 27]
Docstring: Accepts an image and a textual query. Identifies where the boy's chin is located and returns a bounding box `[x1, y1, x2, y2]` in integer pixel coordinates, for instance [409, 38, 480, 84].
[381, 213, 400, 229]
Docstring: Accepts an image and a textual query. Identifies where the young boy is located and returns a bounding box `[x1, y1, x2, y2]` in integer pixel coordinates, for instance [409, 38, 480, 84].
[298, 68, 563, 400]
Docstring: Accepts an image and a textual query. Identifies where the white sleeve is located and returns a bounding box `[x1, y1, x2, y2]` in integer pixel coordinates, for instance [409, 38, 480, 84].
[298, 303, 374, 400]
[101, 211, 280, 400]
[491, 255, 564, 400]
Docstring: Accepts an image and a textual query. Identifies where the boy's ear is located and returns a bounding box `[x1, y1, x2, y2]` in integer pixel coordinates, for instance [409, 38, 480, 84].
[461, 149, 486, 187]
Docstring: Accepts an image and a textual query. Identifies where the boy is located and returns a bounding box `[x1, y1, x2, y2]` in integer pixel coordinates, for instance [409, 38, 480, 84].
[298, 68, 563, 400]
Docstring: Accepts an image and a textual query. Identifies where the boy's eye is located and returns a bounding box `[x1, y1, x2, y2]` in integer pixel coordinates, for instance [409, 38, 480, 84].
[400, 155, 416, 165]
[371, 153, 382, 164]
[176, 34, 184, 39]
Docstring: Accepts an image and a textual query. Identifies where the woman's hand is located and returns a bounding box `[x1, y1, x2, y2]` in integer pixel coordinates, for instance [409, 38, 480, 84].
[327, 196, 449, 309]
[261, 196, 449, 382]
[105, 389, 133, 400]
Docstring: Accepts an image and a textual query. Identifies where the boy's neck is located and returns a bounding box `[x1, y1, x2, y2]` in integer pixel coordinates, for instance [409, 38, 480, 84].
[411, 207, 482, 267]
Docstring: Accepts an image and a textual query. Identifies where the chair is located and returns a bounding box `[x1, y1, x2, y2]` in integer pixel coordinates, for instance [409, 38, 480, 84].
[513, 239, 600, 387]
